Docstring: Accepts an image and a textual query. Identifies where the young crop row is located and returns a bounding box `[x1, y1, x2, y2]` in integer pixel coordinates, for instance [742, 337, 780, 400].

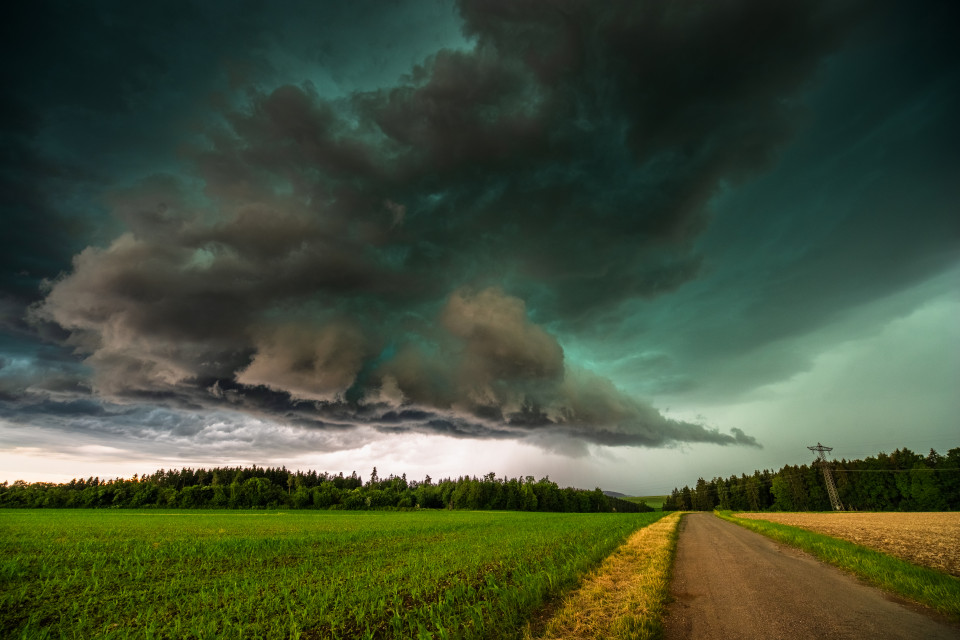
[0, 509, 664, 639]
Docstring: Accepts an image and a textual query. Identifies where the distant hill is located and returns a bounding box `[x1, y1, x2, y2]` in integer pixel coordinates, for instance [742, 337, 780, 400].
[602, 490, 627, 498]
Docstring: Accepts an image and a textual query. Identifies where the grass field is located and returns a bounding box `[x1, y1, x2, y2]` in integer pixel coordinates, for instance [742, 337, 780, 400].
[0, 509, 664, 639]
[717, 511, 960, 621]
[621, 496, 667, 510]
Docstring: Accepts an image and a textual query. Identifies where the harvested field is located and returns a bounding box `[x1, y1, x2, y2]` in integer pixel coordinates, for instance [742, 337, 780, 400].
[736, 512, 960, 577]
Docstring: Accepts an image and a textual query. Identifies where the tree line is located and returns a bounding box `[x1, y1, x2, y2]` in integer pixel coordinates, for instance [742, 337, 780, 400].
[0, 466, 650, 513]
[662, 447, 960, 512]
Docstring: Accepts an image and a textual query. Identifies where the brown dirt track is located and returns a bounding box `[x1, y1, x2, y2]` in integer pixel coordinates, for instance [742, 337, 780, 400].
[736, 512, 960, 576]
[664, 514, 960, 640]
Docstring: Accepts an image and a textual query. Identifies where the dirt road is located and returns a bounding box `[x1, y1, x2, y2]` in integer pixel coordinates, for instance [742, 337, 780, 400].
[664, 513, 959, 640]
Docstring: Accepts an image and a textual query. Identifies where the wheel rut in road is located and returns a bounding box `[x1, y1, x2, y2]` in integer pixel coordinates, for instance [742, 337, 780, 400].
[664, 513, 960, 640]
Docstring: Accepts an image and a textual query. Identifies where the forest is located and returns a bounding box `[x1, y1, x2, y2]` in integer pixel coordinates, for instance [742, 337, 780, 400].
[662, 447, 960, 512]
[0, 466, 648, 513]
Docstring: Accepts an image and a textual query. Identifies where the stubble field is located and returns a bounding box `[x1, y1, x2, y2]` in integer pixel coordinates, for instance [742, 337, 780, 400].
[735, 512, 960, 576]
[0, 509, 663, 639]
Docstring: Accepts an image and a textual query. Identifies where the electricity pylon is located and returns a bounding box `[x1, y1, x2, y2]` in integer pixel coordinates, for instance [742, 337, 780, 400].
[808, 443, 844, 511]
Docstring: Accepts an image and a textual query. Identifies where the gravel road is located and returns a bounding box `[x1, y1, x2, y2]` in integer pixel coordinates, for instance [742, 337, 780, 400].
[664, 513, 960, 640]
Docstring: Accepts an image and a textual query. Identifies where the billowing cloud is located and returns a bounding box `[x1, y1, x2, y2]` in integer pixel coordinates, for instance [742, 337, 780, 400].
[237, 323, 369, 402]
[441, 287, 564, 383]
[34, 251, 758, 447]
[14, 0, 899, 455]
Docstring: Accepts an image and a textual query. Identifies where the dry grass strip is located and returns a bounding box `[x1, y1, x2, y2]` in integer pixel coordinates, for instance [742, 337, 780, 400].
[528, 511, 682, 640]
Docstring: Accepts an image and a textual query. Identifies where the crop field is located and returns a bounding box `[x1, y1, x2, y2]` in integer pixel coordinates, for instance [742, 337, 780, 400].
[0, 509, 664, 639]
[621, 496, 667, 510]
[735, 512, 960, 577]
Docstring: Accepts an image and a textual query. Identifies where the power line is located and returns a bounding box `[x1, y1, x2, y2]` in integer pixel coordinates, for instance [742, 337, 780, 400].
[834, 468, 959, 473]
[667, 467, 960, 492]
[809, 443, 843, 511]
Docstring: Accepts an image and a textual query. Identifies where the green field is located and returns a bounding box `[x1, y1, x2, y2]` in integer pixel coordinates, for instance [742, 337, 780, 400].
[621, 496, 667, 510]
[0, 509, 664, 639]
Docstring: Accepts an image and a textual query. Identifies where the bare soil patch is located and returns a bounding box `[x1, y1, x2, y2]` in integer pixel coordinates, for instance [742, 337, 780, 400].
[736, 512, 960, 577]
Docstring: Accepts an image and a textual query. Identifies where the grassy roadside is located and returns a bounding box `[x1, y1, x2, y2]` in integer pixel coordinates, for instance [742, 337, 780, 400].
[715, 511, 960, 621]
[528, 511, 683, 640]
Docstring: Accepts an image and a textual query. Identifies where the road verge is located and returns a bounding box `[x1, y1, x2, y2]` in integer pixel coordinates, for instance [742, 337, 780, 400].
[528, 511, 683, 639]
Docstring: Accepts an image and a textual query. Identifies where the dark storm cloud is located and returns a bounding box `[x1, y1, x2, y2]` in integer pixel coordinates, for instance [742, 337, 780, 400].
[0, 388, 378, 460]
[360, 0, 867, 321]
[1, 0, 459, 306]
[9, 0, 900, 452]
[0, 96, 98, 303]
[1, 1, 225, 303]
[581, 0, 960, 402]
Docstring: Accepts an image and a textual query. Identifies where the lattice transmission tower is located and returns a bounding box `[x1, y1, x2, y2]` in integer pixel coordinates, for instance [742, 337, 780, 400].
[808, 443, 844, 511]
